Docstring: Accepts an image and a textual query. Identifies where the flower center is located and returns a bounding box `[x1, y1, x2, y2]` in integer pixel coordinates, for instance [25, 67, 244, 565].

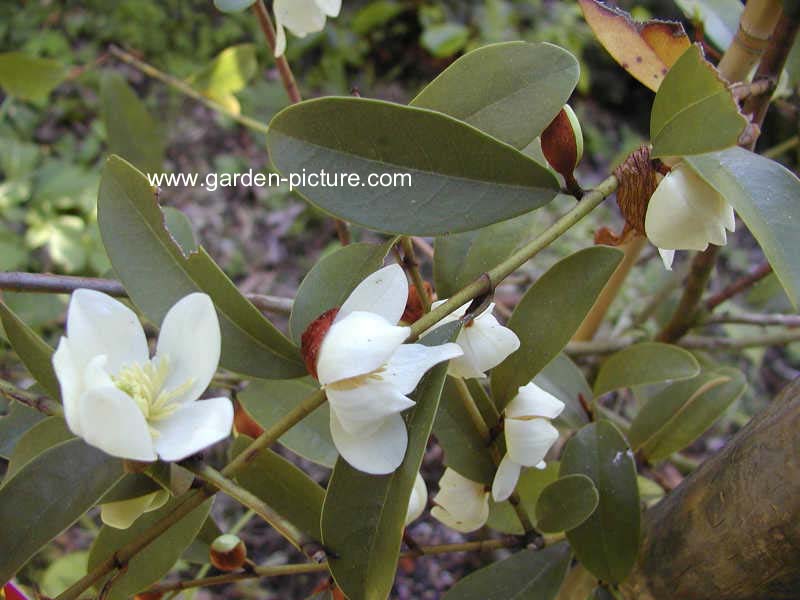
[325, 365, 387, 391]
[113, 356, 194, 434]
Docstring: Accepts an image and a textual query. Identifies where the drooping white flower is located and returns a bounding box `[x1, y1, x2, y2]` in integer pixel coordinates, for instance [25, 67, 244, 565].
[273, 0, 341, 57]
[491, 382, 564, 502]
[405, 472, 428, 526]
[429, 300, 520, 379]
[100, 488, 170, 529]
[304, 264, 462, 475]
[52, 290, 233, 462]
[645, 163, 735, 270]
[430, 468, 490, 533]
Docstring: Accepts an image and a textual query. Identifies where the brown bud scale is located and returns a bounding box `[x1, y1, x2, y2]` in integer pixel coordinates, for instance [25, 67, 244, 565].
[613, 145, 661, 235]
[301, 307, 340, 380]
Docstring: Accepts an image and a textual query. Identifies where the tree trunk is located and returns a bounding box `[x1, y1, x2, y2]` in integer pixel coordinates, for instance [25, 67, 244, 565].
[620, 379, 800, 600]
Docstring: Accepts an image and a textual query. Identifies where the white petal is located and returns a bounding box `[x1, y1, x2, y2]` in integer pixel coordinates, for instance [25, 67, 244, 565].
[722, 204, 736, 232]
[449, 310, 520, 379]
[152, 397, 233, 461]
[432, 469, 490, 532]
[274, 0, 328, 37]
[658, 248, 676, 270]
[491, 453, 522, 502]
[505, 417, 560, 468]
[315, 0, 341, 17]
[274, 20, 287, 57]
[78, 386, 157, 461]
[329, 411, 407, 474]
[53, 337, 83, 436]
[380, 342, 463, 394]
[506, 382, 565, 420]
[326, 382, 415, 435]
[100, 489, 168, 529]
[405, 473, 428, 525]
[66, 289, 149, 375]
[316, 311, 409, 384]
[337, 264, 408, 325]
[155, 293, 221, 406]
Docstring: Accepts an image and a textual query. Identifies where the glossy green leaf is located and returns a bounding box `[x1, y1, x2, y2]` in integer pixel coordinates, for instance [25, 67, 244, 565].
[266, 97, 560, 236]
[88, 497, 213, 600]
[98, 155, 304, 378]
[412, 42, 579, 150]
[0, 439, 124, 583]
[6, 417, 73, 479]
[239, 378, 337, 467]
[533, 353, 591, 429]
[321, 323, 459, 600]
[650, 45, 746, 158]
[420, 23, 469, 58]
[535, 474, 599, 533]
[0, 403, 45, 459]
[290, 240, 395, 343]
[560, 421, 640, 584]
[100, 71, 165, 174]
[0, 301, 60, 400]
[442, 542, 572, 600]
[487, 463, 559, 535]
[434, 211, 539, 298]
[593, 342, 700, 396]
[629, 367, 746, 461]
[685, 148, 800, 309]
[0, 51, 68, 101]
[232, 436, 325, 541]
[491, 247, 623, 409]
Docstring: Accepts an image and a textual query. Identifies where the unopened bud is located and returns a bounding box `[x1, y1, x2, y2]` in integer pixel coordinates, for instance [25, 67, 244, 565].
[210, 534, 247, 571]
[541, 104, 584, 181]
[233, 399, 264, 439]
[300, 307, 339, 380]
[401, 281, 434, 324]
[614, 144, 660, 235]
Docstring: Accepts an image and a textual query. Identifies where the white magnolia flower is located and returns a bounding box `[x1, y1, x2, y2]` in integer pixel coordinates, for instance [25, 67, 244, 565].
[100, 488, 170, 529]
[430, 468, 490, 533]
[429, 300, 520, 379]
[273, 0, 341, 57]
[405, 472, 428, 526]
[308, 264, 462, 475]
[492, 382, 564, 502]
[645, 163, 735, 270]
[53, 290, 233, 462]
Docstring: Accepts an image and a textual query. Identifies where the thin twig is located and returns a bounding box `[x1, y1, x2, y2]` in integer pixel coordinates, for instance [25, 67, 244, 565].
[0, 379, 63, 416]
[699, 311, 800, 328]
[703, 262, 773, 312]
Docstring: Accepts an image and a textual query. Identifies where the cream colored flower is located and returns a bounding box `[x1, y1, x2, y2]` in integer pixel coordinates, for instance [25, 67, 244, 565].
[273, 0, 341, 56]
[431, 468, 490, 532]
[492, 383, 564, 502]
[405, 472, 428, 525]
[100, 488, 170, 529]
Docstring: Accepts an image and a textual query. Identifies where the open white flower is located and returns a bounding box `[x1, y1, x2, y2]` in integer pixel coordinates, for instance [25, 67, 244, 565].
[492, 382, 564, 502]
[273, 0, 341, 57]
[429, 300, 520, 379]
[431, 468, 490, 532]
[645, 163, 735, 270]
[100, 488, 170, 529]
[52, 290, 233, 462]
[305, 264, 462, 475]
[405, 472, 428, 526]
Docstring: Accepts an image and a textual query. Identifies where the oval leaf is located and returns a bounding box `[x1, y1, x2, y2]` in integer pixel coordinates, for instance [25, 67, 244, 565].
[593, 342, 700, 396]
[560, 421, 640, 584]
[0, 52, 68, 101]
[535, 474, 599, 533]
[98, 155, 304, 379]
[266, 97, 560, 236]
[411, 42, 579, 150]
[491, 247, 623, 409]
[487, 463, 560, 535]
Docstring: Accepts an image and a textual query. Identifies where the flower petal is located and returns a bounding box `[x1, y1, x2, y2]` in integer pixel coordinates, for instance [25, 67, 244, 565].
[405, 472, 428, 525]
[274, 19, 287, 57]
[658, 248, 676, 270]
[380, 342, 463, 394]
[78, 386, 157, 461]
[100, 489, 168, 529]
[326, 381, 415, 435]
[505, 417, 559, 468]
[152, 397, 233, 462]
[315, 0, 341, 17]
[329, 411, 407, 474]
[337, 264, 408, 325]
[506, 382, 565, 420]
[432, 469, 490, 532]
[155, 293, 221, 406]
[491, 453, 522, 502]
[66, 289, 149, 375]
[449, 309, 520, 379]
[316, 311, 409, 384]
[53, 336, 84, 436]
[274, 0, 329, 37]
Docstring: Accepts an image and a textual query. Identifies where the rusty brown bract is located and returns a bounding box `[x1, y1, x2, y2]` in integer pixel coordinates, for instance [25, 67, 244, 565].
[300, 307, 340, 380]
[614, 145, 660, 236]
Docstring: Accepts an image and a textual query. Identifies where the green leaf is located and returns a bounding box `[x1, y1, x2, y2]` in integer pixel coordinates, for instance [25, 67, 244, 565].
[412, 42, 579, 150]
[0, 301, 61, 401]
[98, 155, 304, 379]
[592, 342, 701, 396]
[88, 497, 213, 600]
[487, 463, 559, 535]
[0, 51, 68, 101]
[41, 551, 89, 597]
[442, 542, 572, 600]
[100, 473, 164, 504]
[560, 421, 640, 584]
[290, 240, 395, 343]
[352, 1, 404, 35]
[162, 206, 199, 254]
[533, 353, 591, 430]
[0, 403, 45, 459]
[182, 517, 222, 564]
[100, 71, 165, 174]
[420, 23, 470, 58]
[232, 436, 325, 541]
[491, 247, 623, 409]
[535, 474, 599, 533]
[0, 439, 124, 583]
[266, 97, 559, 236]
[190, 44, 257, 104]
[5, 417, 73, 479]
[239, 378, 337, 467]
[321, 322, 460, 600]
[685, 148, 800, 309]
[650, 45, 746, 158]
[434, 211, 539, 298]
[629, 367, 746, 461]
